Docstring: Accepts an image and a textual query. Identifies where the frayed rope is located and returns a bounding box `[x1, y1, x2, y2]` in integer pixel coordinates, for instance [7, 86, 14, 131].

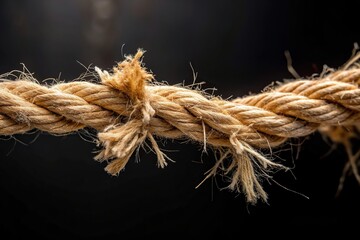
[1, 49, 360, 203]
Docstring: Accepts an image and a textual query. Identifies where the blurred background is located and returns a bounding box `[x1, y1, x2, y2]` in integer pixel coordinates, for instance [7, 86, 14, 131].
[0, 0, 359, 238]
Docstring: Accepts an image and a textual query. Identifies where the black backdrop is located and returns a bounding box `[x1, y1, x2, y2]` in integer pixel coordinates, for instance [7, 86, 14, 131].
[0, 0, 359, 238]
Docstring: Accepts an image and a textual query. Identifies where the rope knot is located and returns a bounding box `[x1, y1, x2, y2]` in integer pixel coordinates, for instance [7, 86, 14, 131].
[94, 49, 167, 175]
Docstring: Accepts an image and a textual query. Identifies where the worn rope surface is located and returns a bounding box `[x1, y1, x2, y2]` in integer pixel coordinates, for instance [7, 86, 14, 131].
[1, 50, 360, 203]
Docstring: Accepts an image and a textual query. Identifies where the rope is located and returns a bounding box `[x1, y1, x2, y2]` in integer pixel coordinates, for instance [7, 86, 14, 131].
[1, 50, 360, 203]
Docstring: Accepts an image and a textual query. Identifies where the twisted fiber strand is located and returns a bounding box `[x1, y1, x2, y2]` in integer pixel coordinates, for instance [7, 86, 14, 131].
[1, 50, 359, 203]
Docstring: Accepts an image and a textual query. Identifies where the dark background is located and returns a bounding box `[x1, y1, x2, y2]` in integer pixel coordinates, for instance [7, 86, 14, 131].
[0, 0, 359, 238]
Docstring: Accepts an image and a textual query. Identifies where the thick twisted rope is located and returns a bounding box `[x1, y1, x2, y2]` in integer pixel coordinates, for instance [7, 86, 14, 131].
[1, 50, 360, 203]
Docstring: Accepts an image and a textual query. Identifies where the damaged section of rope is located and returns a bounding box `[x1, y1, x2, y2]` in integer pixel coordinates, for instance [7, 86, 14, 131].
[93, 50, 283, 203]
[95, 50, 168, 175]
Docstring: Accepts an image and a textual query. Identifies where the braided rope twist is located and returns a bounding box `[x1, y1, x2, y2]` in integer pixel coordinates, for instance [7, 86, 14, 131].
[1, 50, 360, 203]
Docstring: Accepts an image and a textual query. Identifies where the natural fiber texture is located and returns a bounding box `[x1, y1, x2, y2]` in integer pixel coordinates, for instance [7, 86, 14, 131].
[1, 50, 360, 203]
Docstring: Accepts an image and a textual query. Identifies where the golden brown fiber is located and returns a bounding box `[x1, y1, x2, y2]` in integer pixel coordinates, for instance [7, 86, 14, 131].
[1, 50, 360, 203]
